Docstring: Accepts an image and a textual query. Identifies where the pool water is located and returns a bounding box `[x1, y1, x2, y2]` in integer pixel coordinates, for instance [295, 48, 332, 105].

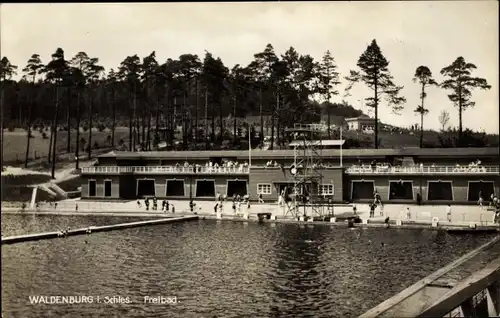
[1, 215, 497, 318]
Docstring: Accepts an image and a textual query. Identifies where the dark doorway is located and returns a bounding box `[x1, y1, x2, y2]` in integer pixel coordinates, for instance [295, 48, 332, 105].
[196, 180, 215, 197]
[166, 180, 185, 196]
[227, 180, 247, 197]
[468, 181, 495, 202]
[427, 181, 453, 201]
[104, 180, 112, 197]
[137, 179, 155, 198]
[88, 180, 96, 197]
[389, 181, 414, 200]
[351, 181, 375, 200]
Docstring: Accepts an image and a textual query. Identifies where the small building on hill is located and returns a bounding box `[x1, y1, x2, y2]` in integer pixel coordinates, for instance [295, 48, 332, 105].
[345, 115, 377, 131]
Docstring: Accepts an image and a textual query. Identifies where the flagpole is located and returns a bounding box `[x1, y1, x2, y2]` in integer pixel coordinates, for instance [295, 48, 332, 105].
[340, 126, 343, 168]
[248, 122, 251, 170]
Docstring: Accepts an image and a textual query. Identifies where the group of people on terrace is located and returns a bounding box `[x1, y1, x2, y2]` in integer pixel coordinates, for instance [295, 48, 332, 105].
[454, 160, 487, 173]
[265, 160, 336, 169]
[348, 159, 489, 173]
[173, 160, 250, 172]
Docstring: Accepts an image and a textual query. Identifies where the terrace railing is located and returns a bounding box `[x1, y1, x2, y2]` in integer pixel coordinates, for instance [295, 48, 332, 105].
[345, 165, 500, 175]
[81, 165, 250, 175]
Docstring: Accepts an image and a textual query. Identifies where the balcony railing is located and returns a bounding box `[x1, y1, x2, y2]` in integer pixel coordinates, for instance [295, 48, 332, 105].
[345, 165, 500, 175]
[81, 165, 250, 174]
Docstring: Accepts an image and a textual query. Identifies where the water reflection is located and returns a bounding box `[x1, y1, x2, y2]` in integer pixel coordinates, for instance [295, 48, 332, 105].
[1, 216, 497, 318]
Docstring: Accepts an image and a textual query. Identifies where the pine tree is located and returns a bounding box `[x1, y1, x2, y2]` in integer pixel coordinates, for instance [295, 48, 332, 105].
[345, 39, 406, 148]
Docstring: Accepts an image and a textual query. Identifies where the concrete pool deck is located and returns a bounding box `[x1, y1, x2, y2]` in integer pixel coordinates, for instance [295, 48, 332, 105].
[2, 200, 499, 230]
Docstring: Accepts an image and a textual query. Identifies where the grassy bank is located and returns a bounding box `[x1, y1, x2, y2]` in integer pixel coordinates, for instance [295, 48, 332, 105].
[2, 127, 130, 164]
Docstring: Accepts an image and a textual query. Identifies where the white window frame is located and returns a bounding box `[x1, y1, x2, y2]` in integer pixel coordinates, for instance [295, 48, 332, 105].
[257, 183, 272, 195]
[320, 184, 334, 196]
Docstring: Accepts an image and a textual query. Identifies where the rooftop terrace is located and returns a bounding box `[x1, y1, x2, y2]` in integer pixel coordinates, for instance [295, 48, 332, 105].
[98, 147, 500, 160]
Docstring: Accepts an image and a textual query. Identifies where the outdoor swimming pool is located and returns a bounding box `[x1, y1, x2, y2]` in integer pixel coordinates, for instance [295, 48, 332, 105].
[1, 215, 498, 317]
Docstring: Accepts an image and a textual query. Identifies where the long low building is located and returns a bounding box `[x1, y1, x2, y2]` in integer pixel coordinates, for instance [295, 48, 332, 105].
[79, 147, 500, 204]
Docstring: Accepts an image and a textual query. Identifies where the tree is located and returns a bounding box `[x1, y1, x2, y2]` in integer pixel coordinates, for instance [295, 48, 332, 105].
[345, 39, 406, 148]
[0, 57, 18, 171]
[317, 50, 341, 137]
[85, 57, 105, 159]
[201, 51, 228, 145]
[141, 51, 160, 151]
[249, 44, 279, 145]
[22, 54, 44, 167]
[118, 55, 142, 151]
[43, 48, 70, 178]
[106, 69, 119, 148]
[440, 56, 491, 144]
[412, 66, 437, 148]
[70, 52, 92, 169]
[438, 109, 450, 132]
[176, 54, 202, 149]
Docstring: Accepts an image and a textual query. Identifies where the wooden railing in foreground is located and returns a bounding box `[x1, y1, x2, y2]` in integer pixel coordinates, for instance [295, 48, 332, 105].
[418, 256, 500, 317]
[359, 236, 500, 318]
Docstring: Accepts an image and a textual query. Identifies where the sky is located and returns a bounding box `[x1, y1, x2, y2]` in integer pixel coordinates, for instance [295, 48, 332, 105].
[1, 2, 498, 134]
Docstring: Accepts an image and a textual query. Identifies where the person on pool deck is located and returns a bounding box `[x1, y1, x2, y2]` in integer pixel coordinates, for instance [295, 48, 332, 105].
[446, 204, 452, 222]
[406, 207, 411, 220]
[369, 203, 375, 218]
[258, 193, 264, 204]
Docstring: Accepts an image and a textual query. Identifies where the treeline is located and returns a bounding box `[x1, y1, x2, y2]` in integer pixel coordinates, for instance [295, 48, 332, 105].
[0, 39, 494, 173]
